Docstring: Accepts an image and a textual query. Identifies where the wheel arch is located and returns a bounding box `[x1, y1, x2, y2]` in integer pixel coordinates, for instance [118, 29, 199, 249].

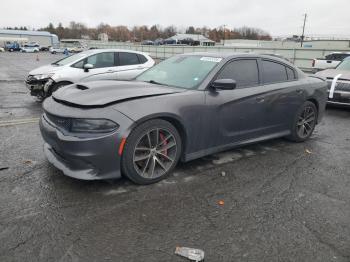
[306, 98, 319, 123]
[132, 113, 188, 161]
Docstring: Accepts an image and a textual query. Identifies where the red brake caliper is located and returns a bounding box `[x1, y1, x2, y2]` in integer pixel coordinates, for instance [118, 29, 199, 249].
[159, 132, 168, 156]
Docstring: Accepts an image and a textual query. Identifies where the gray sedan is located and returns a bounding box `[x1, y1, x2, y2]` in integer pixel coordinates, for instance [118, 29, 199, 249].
[40, 53, 327, 184]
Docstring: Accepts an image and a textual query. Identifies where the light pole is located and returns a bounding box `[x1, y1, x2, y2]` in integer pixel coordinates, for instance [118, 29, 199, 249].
[222, 24, 226, 46]
[300, 14, 307, 47]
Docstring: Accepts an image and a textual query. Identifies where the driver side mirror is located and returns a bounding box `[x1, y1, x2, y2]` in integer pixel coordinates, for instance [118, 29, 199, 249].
[211, 79, 237, 90]
[84, 63, 94, 72]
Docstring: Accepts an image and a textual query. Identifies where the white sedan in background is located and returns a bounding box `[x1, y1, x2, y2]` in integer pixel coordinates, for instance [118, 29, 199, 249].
[21, 45, 40, 53]
[25, 49, 155, 99]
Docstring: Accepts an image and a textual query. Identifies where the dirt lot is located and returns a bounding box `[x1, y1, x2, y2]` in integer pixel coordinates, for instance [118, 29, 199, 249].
[0, 52, 349, 262]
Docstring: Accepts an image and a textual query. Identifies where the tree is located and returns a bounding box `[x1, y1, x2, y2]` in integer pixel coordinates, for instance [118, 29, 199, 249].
[186, 26, 195, 34]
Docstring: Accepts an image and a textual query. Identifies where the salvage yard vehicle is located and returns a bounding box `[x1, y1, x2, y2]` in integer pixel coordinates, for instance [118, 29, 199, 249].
[40, 53, 327, 184]
[26, 49, 155, 100]
[21, 44, 39, 53]
[312, 52, 350, 73]
[49, 46, 65, 54]
[5, 42, 21, 52]
[316, 57, 350, 106]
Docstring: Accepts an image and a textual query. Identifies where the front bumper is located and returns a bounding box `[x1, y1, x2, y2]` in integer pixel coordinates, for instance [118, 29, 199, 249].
[25, 76, 54, 97]
[40, 112, 128, 180]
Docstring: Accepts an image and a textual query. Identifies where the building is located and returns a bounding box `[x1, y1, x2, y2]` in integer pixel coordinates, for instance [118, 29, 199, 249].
[98, 33, 109, 42]
[165, 33, 215, 46]
[0, 29, 59, 48]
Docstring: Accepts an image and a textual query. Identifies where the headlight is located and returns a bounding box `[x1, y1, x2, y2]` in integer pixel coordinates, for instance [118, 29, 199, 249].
[34, 73, 54, 80]
[70, 119, 119, 133]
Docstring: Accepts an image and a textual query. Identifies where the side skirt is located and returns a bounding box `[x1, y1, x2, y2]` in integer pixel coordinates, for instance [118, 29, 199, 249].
[183, 130, 291, 162]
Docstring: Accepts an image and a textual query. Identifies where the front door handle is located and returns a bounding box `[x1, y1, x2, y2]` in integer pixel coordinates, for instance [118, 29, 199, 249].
[256, 97, 265, 103]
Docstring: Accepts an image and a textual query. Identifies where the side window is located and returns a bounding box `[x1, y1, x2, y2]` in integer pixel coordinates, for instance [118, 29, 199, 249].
[262, 60, 288, 84]
[137, 54, 148, 64]
[286, 67, 296, 80]
[325, 54, 334, 60]
[72, 59, 84, 68]
[86, 52, 115, 68]
[216, 59, 259, 88]
[119, 52, 140, 66]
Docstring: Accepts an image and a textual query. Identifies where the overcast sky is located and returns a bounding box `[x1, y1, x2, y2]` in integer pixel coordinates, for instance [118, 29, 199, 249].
[1, 0, 349, 36]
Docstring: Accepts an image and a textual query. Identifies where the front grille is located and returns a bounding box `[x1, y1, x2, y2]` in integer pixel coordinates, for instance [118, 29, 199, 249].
[326, 80, 350, 92]
[45, 112, 72, 132]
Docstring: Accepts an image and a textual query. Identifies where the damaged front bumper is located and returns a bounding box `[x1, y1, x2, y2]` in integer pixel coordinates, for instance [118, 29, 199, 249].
[25, 76, 55, 97]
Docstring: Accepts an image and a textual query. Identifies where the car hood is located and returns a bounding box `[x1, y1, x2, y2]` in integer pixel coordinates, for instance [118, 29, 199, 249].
[52, 81, 185, 107]
[315, 69, 350, 80]
[29, 64, 64, 75]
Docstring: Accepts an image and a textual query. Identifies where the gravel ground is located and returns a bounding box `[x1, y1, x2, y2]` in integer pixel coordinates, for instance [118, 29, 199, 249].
[0, 52, 349, 262]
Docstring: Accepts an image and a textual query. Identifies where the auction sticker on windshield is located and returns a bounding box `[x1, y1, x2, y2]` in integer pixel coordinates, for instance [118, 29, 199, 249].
[200, 57, 222, 63]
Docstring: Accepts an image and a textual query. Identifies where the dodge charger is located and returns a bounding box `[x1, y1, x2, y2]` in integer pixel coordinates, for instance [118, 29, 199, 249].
[40, 53, 327, 184]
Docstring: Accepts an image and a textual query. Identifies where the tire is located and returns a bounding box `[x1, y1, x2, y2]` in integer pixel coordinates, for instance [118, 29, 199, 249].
[287, 101, 318, 142]
[122, 119, 182, 184]
[47, 82, 71, 96]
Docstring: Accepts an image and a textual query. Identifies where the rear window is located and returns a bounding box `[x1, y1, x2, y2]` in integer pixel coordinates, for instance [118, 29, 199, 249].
[137, 54, 148, 64]
[119, 52, 140, 66]
[286, 67, 296, 80]
[262, 60, 288, 84]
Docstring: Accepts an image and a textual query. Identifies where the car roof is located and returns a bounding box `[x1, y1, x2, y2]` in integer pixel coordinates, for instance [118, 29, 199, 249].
[81, 49, 149, 56]
[179, 52, 293, 64]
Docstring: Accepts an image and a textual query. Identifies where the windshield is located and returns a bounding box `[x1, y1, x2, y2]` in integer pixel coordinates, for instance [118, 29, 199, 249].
[336, 59, 350, 71]
[52, 53, 87, 66]
[136, 55, 222, 89]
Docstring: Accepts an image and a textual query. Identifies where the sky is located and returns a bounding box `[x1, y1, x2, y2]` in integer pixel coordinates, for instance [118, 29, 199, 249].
[1, 0, 349, 37]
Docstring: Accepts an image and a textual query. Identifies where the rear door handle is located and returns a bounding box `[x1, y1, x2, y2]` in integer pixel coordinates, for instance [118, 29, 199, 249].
[256, 97, 265, 103]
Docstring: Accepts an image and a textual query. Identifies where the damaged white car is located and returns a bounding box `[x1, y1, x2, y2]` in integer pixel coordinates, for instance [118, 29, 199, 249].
[25, 49, 155, 100]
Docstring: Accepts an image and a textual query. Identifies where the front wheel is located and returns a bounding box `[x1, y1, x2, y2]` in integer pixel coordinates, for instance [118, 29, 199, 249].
[122, 119, 182, 184]
[288, 101, 318, 142]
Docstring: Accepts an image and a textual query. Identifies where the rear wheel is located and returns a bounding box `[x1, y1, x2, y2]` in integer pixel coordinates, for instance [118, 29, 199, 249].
[122, 119, 182, 184]
[288, 101, 318, 142]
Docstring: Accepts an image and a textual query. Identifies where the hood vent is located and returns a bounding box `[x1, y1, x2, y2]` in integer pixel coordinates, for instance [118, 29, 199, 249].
[76, 84, 89, 90]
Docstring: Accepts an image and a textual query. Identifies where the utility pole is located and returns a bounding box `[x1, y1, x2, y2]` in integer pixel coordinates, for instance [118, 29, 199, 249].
[222, 24, 226, 46]
[300, 13, 307, 47]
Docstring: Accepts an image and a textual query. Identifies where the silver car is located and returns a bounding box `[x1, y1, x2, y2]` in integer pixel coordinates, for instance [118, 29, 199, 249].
[25, 49, 155, 99]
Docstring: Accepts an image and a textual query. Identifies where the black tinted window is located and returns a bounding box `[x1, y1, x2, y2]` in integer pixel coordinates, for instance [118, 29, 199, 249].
[286, 67, 296, 80]
[137, 54, 148, 64]
[262, 60, 288, 84]
[119, 52, 140, 66]
[325, 54, 334, 60]
[216, 59, 259, 87]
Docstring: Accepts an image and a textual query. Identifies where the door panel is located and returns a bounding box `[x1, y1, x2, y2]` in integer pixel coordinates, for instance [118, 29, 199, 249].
[205, 87, 272, 147]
